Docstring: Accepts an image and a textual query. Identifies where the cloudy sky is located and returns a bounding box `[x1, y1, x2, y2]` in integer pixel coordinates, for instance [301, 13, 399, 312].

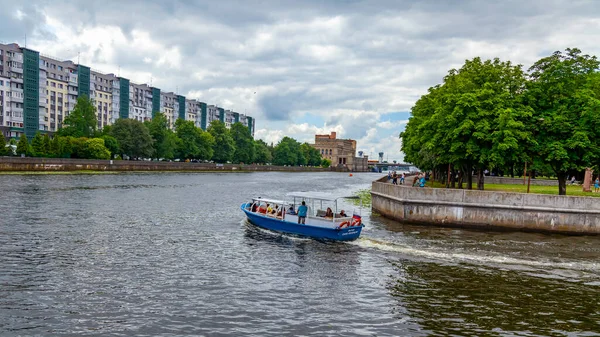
[3, 0, 600, 162]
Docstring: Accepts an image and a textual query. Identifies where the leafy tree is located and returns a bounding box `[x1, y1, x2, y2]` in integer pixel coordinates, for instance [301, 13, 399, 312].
[110, 118, 153, 159]
[59, 95, 98, 138]
[69, 137, 87, 159]
[525, 48, 600, 195]
[0, 133, 8, 156]
[146, 112, 176, 159]
[101, 135, 119, 159]
[174, 119, 214, 160]
[402, 57, 531, 190]
[231, 122, 255, 164]
[321, 158, 331, 168]
[254, 139, 272, 164]
[16, 134, 30, 156]
[273, 137, 302, 166]
[300, 143, 322, 166]
[207, 120, 235, 163]
[81, 138, 111, 159]
[31, 132, 47, 157]
[43, 134, 51, 156]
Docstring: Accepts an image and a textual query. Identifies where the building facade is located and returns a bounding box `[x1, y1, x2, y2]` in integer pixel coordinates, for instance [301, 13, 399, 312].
[311, 131, 368, 171]
[0, 42, 256, 139]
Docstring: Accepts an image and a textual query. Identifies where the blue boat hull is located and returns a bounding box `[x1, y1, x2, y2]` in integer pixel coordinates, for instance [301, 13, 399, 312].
[241, 203, 363, 241]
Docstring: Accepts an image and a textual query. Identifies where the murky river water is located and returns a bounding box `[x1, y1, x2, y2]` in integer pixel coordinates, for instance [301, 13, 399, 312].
[1, 172, 599, 336]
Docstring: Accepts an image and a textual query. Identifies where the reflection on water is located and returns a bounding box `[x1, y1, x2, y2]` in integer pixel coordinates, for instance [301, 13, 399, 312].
[390, 262, 600, 336]
[1, 172, 599, 336]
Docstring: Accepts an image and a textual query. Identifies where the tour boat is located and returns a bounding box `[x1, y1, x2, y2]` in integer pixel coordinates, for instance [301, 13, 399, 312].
[240, 193, 364, 241]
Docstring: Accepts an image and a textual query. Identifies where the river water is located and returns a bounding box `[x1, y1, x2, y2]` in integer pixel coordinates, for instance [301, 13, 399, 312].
[1, 172, 599, 336]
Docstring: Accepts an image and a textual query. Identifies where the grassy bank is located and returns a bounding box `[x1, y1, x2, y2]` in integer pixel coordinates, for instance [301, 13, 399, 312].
[427, 181, 600, 197]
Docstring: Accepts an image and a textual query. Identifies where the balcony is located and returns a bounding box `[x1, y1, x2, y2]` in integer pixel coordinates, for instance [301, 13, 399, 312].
[68, 87, 78, 95]
[9, 65, 23, 74]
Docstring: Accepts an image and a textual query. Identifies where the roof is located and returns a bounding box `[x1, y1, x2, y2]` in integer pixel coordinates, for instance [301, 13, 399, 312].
[287, 192, 347, 202]
[252, 197, 289, 205]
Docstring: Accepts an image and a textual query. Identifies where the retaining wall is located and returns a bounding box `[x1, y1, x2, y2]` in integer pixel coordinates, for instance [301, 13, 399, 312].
[0, 157, 329, 172]
[372, 176, 600, 234]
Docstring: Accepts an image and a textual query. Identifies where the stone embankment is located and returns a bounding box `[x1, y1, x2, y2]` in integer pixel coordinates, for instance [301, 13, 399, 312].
[371, 176, 600, 235]
[0, 157, 329, 172]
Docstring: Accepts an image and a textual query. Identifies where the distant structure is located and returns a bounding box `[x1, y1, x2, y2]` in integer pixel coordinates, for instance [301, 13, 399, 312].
[358, 151, 363, 157]
[0, 42, 255, 140]
[310, 131, 368, 171]
[378, 152, 384, 163]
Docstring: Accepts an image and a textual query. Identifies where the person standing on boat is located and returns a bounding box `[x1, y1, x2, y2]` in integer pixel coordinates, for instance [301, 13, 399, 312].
[297, 201, 308, 224]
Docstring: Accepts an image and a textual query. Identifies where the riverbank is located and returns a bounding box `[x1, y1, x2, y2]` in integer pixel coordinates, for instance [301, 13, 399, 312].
[372, 176, 600, 235]
[0, 157, 332, 173]
[429, 180, 599, 197]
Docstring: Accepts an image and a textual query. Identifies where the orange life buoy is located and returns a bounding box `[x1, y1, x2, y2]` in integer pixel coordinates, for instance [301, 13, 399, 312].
[338, 221, 350, 229]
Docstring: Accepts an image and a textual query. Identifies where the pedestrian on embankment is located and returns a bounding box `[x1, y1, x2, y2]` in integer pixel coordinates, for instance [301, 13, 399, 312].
[392, 171, 398, 185]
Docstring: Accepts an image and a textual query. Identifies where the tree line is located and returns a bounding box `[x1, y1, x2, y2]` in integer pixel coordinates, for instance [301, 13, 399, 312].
[401, 48, 600, 195]
[0, 95, 329, 167]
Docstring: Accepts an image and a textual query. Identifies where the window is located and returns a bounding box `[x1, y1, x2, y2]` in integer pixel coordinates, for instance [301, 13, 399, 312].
[58, 66, 63, 71]
[0, 80, 3, 86]
[51, 82, 56, 87]
[58, 84, 63, 89]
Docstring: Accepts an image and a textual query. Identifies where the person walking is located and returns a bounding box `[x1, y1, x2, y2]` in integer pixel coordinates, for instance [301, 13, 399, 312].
[595, 177, 599, 193]
[392, 171, 398, 185]
[400, 172, 405, 185]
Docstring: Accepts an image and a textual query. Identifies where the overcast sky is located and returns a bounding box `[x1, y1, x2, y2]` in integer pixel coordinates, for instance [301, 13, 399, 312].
[3, 0, 600, 162]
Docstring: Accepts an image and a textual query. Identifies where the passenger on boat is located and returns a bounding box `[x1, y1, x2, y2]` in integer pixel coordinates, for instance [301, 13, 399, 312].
[251, 202, 258, 212]
[266, 204, 273, 214]
[297, 201, 308, 224]
[339, 210, 347, 217]
[324, 207, 333, 217]
[258, 203, 267, 214]
[287, 205, 296, 215]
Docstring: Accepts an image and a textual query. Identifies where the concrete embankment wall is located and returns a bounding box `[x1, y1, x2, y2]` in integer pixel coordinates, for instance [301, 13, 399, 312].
[371, 176, 600, 234]
[0, 157, 329, 172]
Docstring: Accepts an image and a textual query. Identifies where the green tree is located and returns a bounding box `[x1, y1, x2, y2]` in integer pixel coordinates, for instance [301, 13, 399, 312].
[207, 120, 235, 163]
[525, 48, 600, 195]
[146, 112, 177, 159]
[321, 158, 331, 168]
[401, 57, 531, 190]
[0, 133, 8, 156]
[31, 132, 47, 157]
[254, 139, 272, 164]
[231, 122, 255, 164]
[101, 135, 120, 159]
[174, 119, 214, 160]
[16, 134, 30, 156]
[110, 118, 153, 159]
[81, 138, 111, 159]
[273, 137, 302, 166]
[42, 134, 51, 156]
[59, 95, 98, 138]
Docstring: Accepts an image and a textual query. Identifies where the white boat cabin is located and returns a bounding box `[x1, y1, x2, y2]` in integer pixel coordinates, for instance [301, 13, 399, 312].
[247, 193, 361, 229]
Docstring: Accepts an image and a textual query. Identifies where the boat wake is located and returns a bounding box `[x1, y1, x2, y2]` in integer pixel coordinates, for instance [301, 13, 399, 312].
[352, 237, 600, 274]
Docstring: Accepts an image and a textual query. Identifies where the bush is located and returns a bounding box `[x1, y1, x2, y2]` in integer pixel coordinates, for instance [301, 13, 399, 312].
[81, 138, 111, 160]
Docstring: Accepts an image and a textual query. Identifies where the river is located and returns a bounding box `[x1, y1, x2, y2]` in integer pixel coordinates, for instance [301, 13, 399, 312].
[1, 172, 599, 336]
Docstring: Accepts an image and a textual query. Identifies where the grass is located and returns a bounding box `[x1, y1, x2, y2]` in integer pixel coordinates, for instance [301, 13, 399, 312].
[428, 180, 600, 197]
[348, 189, 372, 206]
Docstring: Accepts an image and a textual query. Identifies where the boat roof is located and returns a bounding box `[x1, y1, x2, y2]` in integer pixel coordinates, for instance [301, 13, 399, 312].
[251, 197, 289, 205]
[287, 192, 347, 202]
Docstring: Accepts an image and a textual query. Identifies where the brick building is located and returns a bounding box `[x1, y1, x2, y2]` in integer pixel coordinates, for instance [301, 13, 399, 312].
[311, 131, 368, 171]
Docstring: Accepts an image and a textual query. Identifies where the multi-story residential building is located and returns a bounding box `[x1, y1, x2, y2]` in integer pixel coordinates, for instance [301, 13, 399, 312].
[129, 82, 152, 123]
[91, 71, 117, 129]
[0, 43, 46, 139]
[0, 42, 255, 139]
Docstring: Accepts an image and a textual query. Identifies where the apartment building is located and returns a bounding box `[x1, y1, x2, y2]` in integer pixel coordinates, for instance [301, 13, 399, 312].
[0, 42, 255, 139]
[91, 71, 116, 129]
